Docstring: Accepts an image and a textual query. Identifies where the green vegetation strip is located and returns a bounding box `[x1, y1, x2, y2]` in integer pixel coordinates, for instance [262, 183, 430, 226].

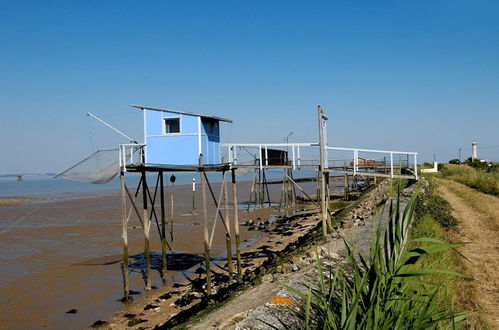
[288, 183, 471, 329]
[439, 164, 499, 196]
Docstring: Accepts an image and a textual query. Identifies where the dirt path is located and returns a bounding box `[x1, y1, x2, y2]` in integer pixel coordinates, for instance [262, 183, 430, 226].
[436, 178, 499, 328]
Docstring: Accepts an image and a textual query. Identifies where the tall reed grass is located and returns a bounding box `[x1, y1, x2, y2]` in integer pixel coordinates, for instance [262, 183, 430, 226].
[439, 164, 499, 196]
[288, 190, 470, 329]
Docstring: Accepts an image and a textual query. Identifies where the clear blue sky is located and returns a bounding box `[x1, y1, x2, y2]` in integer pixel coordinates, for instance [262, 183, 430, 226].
[1, 0, 498, 174]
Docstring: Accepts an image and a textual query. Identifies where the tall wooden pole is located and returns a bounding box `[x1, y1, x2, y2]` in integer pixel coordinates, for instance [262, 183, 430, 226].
[199, 155, 211, 295]
[120, 171, 130, 300]
[142, 171, 152, 291]
[231, 168, 242, 280]
[223, 172, 233, 281]
[318, 106, 330, 237]
[159, 171, 167, 280]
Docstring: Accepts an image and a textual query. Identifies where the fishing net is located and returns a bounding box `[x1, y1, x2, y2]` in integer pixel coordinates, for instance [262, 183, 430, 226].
[56, 149, 123, 184]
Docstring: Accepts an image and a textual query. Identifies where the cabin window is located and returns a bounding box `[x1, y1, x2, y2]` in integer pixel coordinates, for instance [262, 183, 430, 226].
[163, 118, 180, 134]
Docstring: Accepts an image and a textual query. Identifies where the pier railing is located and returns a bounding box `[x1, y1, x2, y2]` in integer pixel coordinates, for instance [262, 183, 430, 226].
[221, 143, 319, 170]
[325, 146, 418, 180]
[221, 143, 418, 179]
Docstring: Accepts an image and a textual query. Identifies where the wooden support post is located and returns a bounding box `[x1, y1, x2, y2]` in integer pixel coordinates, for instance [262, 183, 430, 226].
[231, 168, 242, 280]
[317, 106, 330, 237]
[283, 169, 289, 208]
[316, 171, 320, 201]
[263, 169, 271, 207]
[192, 178, 196, 213]
[142, 171, 152, 291]
[170, 192, 174, 256]
[159, 172, 167, 280]
[291, 170, 297, 207]
[248, 170, 257, 211]
[223, 172, 233, 281]
[343, 174, 348, 200]
[325, 172, 331, 229]
[199, 155, 211, 295]
[257, 169, 264, 207]
[120, 171, 130, 301]
[278, 171, 285, 209]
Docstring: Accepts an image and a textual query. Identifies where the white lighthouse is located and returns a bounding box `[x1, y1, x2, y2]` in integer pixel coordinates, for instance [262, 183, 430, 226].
[471, 141, 478, 161]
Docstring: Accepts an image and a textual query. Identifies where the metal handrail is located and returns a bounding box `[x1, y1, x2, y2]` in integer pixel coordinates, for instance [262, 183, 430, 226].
[221, 142, 418, 180]
[119, 144, 146, 170]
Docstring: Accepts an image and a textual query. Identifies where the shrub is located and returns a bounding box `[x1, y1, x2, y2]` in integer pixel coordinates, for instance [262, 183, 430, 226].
[449, 159, 460, 165]
[416, 192, 458, 228]
[463, 157, 489, 170]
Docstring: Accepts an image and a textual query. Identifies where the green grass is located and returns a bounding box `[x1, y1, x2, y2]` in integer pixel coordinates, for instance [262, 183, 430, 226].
[390, 178, 409, 196]
[439, 164, 499, 196]
[408, 206, 463, 319]
[288, 188, 470, 329]
[329, 201, 350, 211]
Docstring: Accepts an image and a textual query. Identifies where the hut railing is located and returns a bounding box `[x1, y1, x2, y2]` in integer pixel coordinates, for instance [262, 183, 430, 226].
[119, 143, 146, 170]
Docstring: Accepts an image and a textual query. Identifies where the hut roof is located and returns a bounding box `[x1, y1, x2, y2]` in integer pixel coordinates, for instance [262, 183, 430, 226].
[131, 105, 233, 123]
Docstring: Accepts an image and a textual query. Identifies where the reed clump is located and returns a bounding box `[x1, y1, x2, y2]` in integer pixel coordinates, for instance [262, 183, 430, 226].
[439, 164, 499, 196]
[288, 190, 470, 329]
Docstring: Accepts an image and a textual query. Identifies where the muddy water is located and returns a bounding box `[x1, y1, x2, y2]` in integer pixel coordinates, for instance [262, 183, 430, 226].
[0, 177, 329, 329]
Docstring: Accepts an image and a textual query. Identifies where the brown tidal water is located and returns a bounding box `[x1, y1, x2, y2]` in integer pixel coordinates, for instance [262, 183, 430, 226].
[0, 177, 323, 329]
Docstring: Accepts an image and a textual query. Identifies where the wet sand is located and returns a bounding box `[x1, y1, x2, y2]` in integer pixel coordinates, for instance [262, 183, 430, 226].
[0, 179, 328, 329]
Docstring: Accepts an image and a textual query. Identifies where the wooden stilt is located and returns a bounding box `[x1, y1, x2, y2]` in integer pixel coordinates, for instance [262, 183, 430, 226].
[344, 174, 349, 201]
[278, 170, 285, 209]
[290, 169, 296, 207]
[285, 170, 289, 207]
[325, 172, 331, 229]
[262, 169, 271, 206]
[170, 192, 174, 258]
[120, 171, 130, 301]
[199, 155, 211, 295]
[248, 171, 257, 211]
[223, 172, 233, 281]
[316, 171, 321, 202]
[142, 171, 152, 291]
[159, 171, 167, 281]
[231, 168, 242, 280]
[192, 178, 196, 213]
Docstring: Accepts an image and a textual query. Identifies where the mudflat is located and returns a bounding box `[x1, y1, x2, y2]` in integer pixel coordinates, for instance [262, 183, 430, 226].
[0, 180, 298, 329]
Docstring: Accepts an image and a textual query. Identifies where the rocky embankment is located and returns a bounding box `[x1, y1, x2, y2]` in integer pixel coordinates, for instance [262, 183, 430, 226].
[189, 178, 413, 329]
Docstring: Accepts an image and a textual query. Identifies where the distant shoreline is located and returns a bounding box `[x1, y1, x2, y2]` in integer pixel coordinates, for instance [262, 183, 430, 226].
[0, 173, 56, 178]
